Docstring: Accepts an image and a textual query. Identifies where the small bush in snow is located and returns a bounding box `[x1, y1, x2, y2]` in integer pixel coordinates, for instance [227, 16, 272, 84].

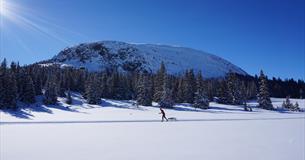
[282, 96, 300, 112]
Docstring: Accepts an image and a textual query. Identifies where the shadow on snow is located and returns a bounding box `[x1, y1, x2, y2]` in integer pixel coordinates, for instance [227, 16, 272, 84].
[101, 99, 148, 111]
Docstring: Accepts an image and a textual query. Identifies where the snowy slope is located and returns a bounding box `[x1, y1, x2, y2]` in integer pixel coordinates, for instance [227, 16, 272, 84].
[0, 94, 304, 122]
[0, 95, 304, 160]
[41, 41, 247, 77]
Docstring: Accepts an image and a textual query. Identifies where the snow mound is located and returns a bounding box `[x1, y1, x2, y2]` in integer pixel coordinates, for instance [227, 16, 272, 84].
[41, 41, 248, 78]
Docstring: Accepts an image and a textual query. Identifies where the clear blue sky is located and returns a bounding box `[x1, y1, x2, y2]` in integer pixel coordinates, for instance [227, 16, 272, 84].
[0, 0, 304, 79]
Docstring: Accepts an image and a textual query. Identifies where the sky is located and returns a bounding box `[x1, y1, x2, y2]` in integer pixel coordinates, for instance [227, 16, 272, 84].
[0, 0, 304, 79]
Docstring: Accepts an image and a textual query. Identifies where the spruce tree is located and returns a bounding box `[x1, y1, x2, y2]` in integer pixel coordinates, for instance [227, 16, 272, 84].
[240, 82, 247, 104]
[182, 70, 196, 103]
[171, 78, 179, 103]
[226, 73, 235, 104]
[107, 71, 123, 99]
[20, 74, 36, 104]
[0, 59, 7, 106]
[293, 102, 300, 111]
[159, 75, 174, 108]
[217, 80, 229, 104]
[206, 80, 215, 101]
[85, 75, 101, 104]
[240, 82, 250, 111]
[0, 60, 6, 109]
[100, 73, 109, 98]
[75, 70, 86, 93]
[257, 70, 273, 110]
[282, 96, 293, 110]
[226, 72, 243, 105]
[136, 72, 153, 106]
[217, 72, 243, 105]
[34, 75, 43, 95]
[176, 77, 184, 103]
[0, 60, 17, 109]
[153, 62, 166, 102]
[193, 72, 209, 109]
[44, 75, 58, 105]
[10, 62, 17, 73]
[58, 74, 66, 97]
[1, 58, 7, 69]
[8, 72, 18, 109]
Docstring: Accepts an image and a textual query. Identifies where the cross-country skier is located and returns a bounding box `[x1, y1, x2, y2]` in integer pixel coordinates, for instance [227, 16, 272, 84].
[159, 107, 168, 122]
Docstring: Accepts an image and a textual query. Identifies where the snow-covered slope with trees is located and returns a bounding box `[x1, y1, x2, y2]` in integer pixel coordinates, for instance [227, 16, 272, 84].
[41, 41, 247, 77]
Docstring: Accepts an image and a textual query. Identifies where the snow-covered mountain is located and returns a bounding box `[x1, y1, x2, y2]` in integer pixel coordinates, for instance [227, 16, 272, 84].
[41, 41, 247, 78]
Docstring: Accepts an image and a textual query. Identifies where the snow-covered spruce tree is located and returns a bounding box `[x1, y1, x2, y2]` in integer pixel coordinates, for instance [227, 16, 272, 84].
[176, 77, 185, 103]
[182, 69, 196, 103]
[19, 73, 36, 104]
[159, 75, 174, 108]
[44, 75, 58, 105]
[217, 72, 243, 105]
[226, 72, 243, 105]
[153, 62, 166, 102]
[225, 73, 235, 104]
[282, 96, 293, 110]
[282, 96, 300, 111]
[293, 102, 300, 111]
[257, 70, 273, 110]
[85, 74, 101, 104]
[136, 72, 153, 106]
[193, 71, 209, 109]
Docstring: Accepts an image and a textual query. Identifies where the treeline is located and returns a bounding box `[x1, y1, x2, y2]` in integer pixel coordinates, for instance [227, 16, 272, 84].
[0, 58, 304, 111]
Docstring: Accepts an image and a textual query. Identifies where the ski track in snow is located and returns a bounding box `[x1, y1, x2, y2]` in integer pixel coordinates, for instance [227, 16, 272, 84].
[1, 117, 304, 125]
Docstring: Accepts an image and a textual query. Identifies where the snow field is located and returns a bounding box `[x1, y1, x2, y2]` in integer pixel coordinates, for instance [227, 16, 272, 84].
[0, 95, 304, 160]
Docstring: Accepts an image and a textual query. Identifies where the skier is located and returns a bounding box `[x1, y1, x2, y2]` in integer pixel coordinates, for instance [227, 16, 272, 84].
[159, 107, 168, 122]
